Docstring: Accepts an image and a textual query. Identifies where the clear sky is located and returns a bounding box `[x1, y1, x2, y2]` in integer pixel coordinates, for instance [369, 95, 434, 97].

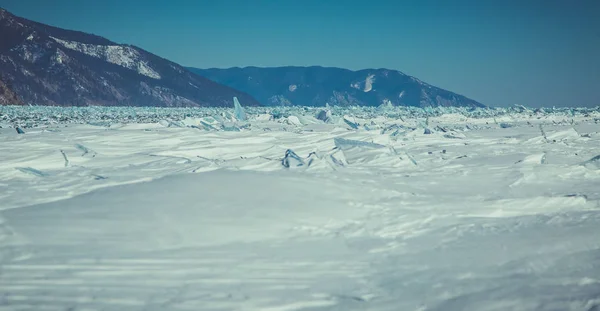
[1, 0, 599, 107]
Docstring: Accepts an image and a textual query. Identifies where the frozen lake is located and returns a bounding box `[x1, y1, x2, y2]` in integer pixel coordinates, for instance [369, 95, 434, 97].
[1, 107, 599, 310]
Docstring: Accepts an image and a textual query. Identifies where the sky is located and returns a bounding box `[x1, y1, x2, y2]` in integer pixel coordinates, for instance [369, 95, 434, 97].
[1, 0, 599, 107]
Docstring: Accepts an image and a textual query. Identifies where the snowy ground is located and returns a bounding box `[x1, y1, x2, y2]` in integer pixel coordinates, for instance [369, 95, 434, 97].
[1, 108, 600, 310]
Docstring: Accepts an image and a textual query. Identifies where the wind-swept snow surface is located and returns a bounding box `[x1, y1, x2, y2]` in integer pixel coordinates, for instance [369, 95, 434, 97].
[1, 106, 600, 310]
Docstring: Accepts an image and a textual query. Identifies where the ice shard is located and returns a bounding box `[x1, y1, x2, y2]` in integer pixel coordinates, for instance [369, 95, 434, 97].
[233, 97, 247, 121]
[343, 116, 359, 129]
[282, 149, 305, 168]
[16, 167, 49, 177]
[316, 109, 332, 122]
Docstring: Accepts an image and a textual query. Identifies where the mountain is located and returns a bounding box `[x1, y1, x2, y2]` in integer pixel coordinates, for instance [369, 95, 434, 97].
[0, 8, 260, 107]
[188, 66, 485, 108]
[0, 79, 23, 105]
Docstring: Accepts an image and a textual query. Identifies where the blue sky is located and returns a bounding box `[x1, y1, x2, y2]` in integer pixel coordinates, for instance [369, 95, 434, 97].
[1, 0, 599, 107]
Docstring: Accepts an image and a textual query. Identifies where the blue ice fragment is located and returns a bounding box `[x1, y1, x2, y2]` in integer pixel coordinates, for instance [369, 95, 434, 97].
[499, 123, 513, 128]
[16, 167, 49, 177]
[343, 117, 359, 129]
[75, 143, 94, 156]
[334, 137, 385, 149]
[199, 120, 218, 131]
[424, 128, 432, 134]
[233, 97, 246, 121]
[282, 149, 305, 168]
[16, 127, 25, 134]
[316, 110, 332, 122]
[222, 124, 241, 132]
[405, 152, 418, 165]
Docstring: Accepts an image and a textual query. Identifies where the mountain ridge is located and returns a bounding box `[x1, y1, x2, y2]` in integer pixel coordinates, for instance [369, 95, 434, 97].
[187, 66, 484, 108]
[0, 8, 260, 107]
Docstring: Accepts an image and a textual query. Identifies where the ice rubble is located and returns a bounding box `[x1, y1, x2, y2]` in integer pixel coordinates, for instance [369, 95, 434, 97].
[1, 104, 598, 132]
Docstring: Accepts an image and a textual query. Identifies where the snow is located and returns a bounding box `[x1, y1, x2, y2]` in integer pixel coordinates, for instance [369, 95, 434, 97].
[1, 106, 600, 310]
[50, 37, 161, 79]
[364, 74, 375, 92]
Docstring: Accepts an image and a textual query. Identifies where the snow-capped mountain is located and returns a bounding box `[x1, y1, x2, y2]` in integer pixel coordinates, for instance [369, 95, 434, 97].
[0, 8, 260, 107]
[188, 66, 485, 108]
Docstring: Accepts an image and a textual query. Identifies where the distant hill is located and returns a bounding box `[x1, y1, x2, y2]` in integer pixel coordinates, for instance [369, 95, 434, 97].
[188, 66, 485, 108]
[0, 8, 260, 107]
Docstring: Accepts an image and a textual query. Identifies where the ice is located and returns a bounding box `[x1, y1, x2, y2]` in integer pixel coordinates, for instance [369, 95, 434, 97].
[15, 167, 48, 177]
[222, 123, 241, 132]
[15, 127, 25, 134]
[256, 113, 274, 121]
[1, 104, 598, 130]
[316, 109, 332, 122]
[343, 115, 359, 129]
[282, 149, 305, 168]
[233, 96, 246, 121]
[199, 119, 219, 131]
[75, 143, 96, 157]
[286, 115, 302, 126]
[334, 137, 386, 149]
[0, 104, 600, 310]
[583, 155, 600, 169]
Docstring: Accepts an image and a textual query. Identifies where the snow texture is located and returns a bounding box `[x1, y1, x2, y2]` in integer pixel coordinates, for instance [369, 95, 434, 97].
[1, 105, 600, 310]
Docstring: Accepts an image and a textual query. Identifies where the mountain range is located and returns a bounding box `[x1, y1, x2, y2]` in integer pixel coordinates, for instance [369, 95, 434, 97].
[0, 7, 484, 108]
[189, 66, 484, 108]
